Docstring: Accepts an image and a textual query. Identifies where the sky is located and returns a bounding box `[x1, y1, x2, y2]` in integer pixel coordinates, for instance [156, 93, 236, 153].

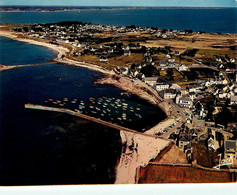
[0, 0, 236, 7]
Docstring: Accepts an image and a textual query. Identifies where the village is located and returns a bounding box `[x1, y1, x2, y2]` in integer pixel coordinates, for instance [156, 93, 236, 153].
[10, 21, 237, 170]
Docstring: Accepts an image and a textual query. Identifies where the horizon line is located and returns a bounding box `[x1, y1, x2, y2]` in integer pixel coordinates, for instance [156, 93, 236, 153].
[0, 5, 236, 8]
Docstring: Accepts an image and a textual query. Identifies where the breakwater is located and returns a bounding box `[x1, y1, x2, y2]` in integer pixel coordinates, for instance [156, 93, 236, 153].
[25, 103, 170, 141]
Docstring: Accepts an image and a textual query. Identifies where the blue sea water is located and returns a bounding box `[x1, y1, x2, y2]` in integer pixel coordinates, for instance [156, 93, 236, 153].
[0, 38, 166, 185]
[0, 8, 236, 33]
[0, 36, 57, 65]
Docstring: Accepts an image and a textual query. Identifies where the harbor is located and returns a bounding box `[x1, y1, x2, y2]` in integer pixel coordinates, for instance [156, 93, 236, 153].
[24, 103, 171, 141]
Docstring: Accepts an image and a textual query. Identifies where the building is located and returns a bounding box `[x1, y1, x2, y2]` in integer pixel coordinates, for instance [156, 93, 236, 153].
[178, 97, 193, 108]
[188, 84, 202, 93]
[155, 82, 170, 91]
[179, 136, 191, 149]
[225, 140, 237, 155]
[178, 64, 188, 71]
[144, 77, 159, 86]
[230, 95, 237, 105]
[163, 89, 177, 99]
[99, 56, 108, 62]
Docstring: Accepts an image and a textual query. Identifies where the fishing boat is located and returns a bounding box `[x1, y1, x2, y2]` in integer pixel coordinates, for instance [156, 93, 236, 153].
[48, 99, 54, 102]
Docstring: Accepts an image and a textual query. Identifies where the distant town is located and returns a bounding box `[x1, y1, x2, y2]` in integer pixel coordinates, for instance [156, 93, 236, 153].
[0, 20, 236, 183]
[0, 6, 232, 12]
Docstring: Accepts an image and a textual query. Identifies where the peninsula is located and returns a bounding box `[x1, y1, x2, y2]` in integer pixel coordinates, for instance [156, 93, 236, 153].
[0, 21, 236, 183]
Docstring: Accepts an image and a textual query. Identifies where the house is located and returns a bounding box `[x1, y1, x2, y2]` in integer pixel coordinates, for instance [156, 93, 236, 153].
[230, 95, 237, 105]
[144, 77, 159, 86]
[179, 136, 191, 149]
[170, 84, 181, 91]
[124, 50, 131, 56]
[159, 61, 167, 68]
[178, 64, 188, 71]
[180, 88, 188, 95]
[225, 140, 237, 154]
[168, 62, 175, 68]
[178, 97, 193, 108]
[224, 140, 237, 159]
[189, 92, 196, 101]
[174, 51, 180, 56]
[155, 82, 170, 91]
[99, 56, 108, 62]
[208, 136, 215, 151]
[188, 84, 202, 93]
[168, 58, 175, 63]
[163, 89, 177, 99]
[218, 92, 228, 99]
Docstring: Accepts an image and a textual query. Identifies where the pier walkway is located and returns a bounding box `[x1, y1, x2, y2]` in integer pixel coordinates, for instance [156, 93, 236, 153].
[25, 103, 171, 141]
[0, 62, 55, 71]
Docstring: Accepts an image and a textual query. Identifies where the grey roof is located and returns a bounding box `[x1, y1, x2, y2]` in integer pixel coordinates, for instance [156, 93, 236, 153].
[145, 77, 159, 81]
[225, 140, 236, 150]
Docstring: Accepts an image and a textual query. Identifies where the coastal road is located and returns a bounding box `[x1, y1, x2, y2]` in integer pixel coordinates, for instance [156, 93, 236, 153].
[159, 99, 186, 139]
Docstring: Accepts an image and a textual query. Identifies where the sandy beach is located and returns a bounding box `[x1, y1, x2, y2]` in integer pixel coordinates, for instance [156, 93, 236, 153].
[0, 28, 114, 74]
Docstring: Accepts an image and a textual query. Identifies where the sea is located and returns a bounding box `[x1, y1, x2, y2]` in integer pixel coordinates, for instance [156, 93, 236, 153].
[0, 8, 236, 33]
[0, 8, 235, 185]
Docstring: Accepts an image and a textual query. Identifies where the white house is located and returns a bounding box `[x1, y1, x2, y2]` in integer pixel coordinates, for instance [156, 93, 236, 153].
[178, 64, 188, 71]
[170, 84, 181, 91]
[178, 97, 193, 108]
[181, 88, 188, 95]
[155, 82, 170, 91]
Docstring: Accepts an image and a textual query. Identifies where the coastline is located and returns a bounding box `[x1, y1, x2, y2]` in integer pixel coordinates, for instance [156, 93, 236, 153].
[0, 30, 114, 74]
[0, 6, 234, 13]
[0, 28, 175, 184]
